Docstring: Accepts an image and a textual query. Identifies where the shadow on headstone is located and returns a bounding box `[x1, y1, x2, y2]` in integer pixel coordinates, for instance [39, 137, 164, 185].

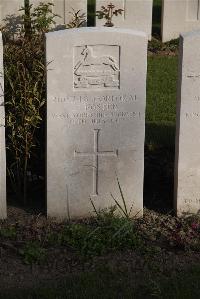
[144, 121, 175, 214]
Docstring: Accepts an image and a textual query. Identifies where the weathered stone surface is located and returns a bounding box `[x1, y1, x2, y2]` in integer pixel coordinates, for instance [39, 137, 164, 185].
[96, 0, 153, 39]
[0, 0, 24, 22]
[0, 32, 6, 219]
[175, 30, 200, 216]
[46, 27, 147, 220]
[162, 0, 200, 42]
[31, 0, 87, 26]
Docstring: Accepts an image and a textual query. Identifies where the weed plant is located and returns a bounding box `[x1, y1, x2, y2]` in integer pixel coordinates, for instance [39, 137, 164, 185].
[96, 3, 124, 27]
[0, 226, 16, 238]
[3, 2, 86, 204]
[20, 241, 46, 264]
[3, 3, 52, 204]
[47, 207, 142, 257]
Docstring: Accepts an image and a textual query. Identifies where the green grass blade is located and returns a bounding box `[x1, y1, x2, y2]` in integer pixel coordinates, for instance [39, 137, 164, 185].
[116, 175, 128, 216]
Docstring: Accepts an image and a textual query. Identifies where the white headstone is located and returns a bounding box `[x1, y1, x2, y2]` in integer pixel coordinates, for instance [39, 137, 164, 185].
[175, 30, 200, 216]
[0, 32, 6, 219]
[0, 0, 24, 22]
[162, 0, 200, 42]
[30, 0, 87, 26]
[96, 0, 153, 40]
[46, 28, 147, 219]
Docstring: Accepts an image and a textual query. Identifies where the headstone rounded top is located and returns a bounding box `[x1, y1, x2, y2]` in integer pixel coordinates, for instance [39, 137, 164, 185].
[181, 29, 200, 39]
[46, 27, 148, 39]
[46, 26, 147, 219]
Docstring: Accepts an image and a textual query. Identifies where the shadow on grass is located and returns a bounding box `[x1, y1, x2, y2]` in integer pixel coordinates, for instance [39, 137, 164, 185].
[7, 179, 46, 216]
[1, 266, 200, 299]
[144, 121, 175, 214]
[87, 0, 95, 26]
[152, 0, 162, 38]
[146, 121, 175, 147]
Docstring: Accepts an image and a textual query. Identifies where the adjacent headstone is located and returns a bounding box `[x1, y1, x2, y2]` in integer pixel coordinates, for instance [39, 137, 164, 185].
[162, 0, 200, 42]
[0, 0, 24, 22]
[175, 30, 200, 216]
[46, 27, 147, 219]
[0, 32, 6, 219]
[31, 0, 87, 27]
[96, 0, 153, 40]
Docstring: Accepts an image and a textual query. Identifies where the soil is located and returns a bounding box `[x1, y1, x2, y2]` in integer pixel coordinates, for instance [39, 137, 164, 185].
[148, 50, 178, 57]
[0, 206, 199, 291]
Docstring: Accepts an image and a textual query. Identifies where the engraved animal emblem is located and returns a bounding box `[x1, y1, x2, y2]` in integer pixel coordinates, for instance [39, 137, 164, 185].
[75, 46, 119, 72]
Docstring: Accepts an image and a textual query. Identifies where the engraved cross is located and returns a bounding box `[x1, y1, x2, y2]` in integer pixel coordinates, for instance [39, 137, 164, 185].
[74, 129, 118, 196]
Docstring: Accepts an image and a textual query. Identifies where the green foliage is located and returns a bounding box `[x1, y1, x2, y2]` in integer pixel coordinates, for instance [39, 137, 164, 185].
[0, 227, 16, 238]
[66, 9, 86, 28]
[91, 176, 136, 219]
[22, 2, 58, 35]
[48, 209, 142, 257]
[3, 3, 55, 203]
[110, 176, 135, 218]
[148, 38, 179, 53]
[96, 3, 124, 27]
[3, 2, 87, 204]
[20, 241, 46, 265]
[4, 34, 46, 203]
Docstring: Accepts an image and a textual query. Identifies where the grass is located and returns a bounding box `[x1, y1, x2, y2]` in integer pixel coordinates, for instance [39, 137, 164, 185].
[1, 266, 200, 298]
[20, 241, 47, 265]
[147, 56, 178, 123]
[47, 207, 142, 257]
[146, 55, 178, 146]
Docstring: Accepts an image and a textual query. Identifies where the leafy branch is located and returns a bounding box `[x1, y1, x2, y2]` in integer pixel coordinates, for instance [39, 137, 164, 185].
[96, 2, 124, 27]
